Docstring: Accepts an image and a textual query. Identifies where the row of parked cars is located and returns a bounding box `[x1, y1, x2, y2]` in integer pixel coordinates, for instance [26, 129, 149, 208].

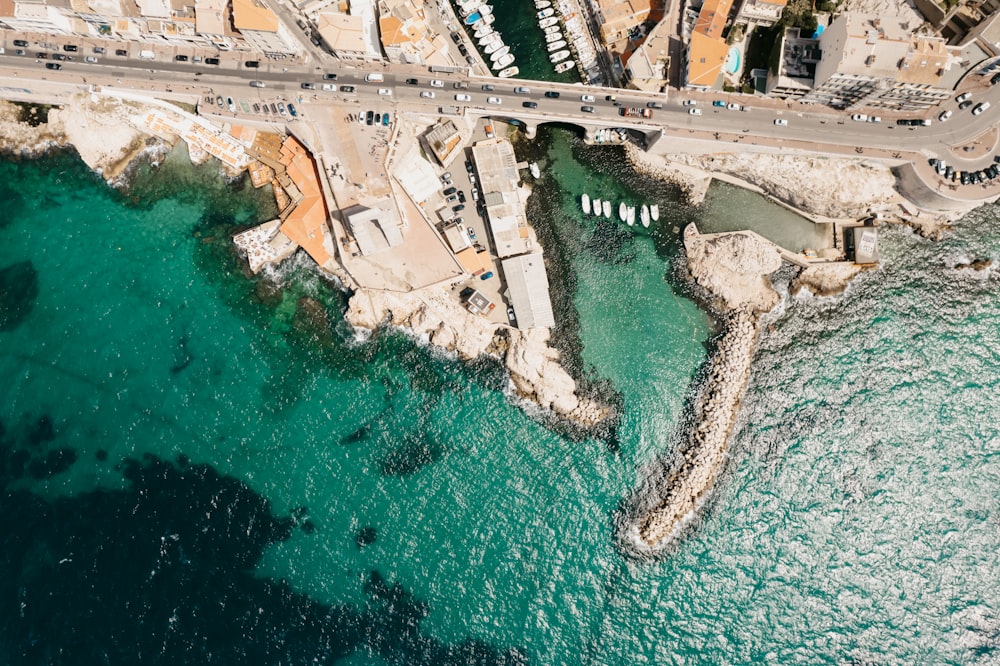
[930, 157, 1000, 185]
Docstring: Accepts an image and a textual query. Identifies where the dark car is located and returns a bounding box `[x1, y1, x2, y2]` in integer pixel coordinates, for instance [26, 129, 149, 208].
[52, 53, 67, 61]
[896, 118, 916, 126]
[581, 105, 594, 113]
[453, 204, 465, 212]
[63, 44, 78, 52]
[458, 43, 468, 56]
[45, 62, 62, 70]
[959, 100, 973, 110]
[205, 57, 219, 65]
[482, 84, 495, 91]
[269, 103, 278, 113]
[366, 110, 374, 125]
[288, 103, 298, 117]
[382, 113, 390, 126]
[544, 91, 560, 98]
[36, 52, 47, 59]
[14, 49, 24, 56]
[465, 161, 474, 172]
[443, 186, 457, 195]
[991, 72, 1000, 85]
[323, 73, 337, 80]
[522, 101, 538, 108]
[13, 39, 27, 47]
[454, 81, 469, 89]
[406, 78, 418, 85]
[252, 103, 261, 113]
[301, 82, 315, 90]
[465, 55, 476, 65]
[480, 271, 493, 280]
[712, 100, 726, 107]
[93, 47, 105, 54]
[175, 55, 188, 61]
[647, 101, 663, 109]
[216, 95, 224, 106]
[115, 49, 128, 56]
[245, 60, 260, 68]
[451, 32, 462, 43]
[340, 85, 355, 93]
[457, 191, 467, 203]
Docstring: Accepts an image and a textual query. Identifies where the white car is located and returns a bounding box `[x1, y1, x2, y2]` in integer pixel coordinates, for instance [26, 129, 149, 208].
[487, 96, 502, 105]
[430, 79, 445, 88]
[939, 109, 953, 122]
[321, 83, 336, 91]
[420, 91, 435, 99]
[377, 88, 392, 96]
[727, 102, 741, 110]
[973, 101, 991, 115]
[774, 118, 788, 126]
[581, 94, 595, 102]
[851, 113, 867, 121]
[956, 92, 971, 103]
[867, 116, 881, 123]
[682, 99, 697, 106]
[688, 108, 702, 116]
[455, 93, 471, 102]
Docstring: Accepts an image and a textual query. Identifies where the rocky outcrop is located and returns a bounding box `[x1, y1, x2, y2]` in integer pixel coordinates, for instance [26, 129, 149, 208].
[792, 262, 869, 297]
[684, 225, 783, 312]
[345, 286, 611, 428]
[0, 95, 161, 180]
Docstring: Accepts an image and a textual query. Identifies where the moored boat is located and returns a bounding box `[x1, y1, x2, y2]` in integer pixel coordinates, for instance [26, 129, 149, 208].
[479, 4, 493, 14]
[554, 61, 574, 73]
[640, 204, 650, 228]
[627, 206, 635, 226]
[650, 204, 659, 221]
[549, 49, 570, 63]
[539, 16, 559, 28]
[535, 0, 551, 6]
[602, 200, 611, 218]
[581, 193, 590, 215]
[498, 66, 519, 78]
[474, 26, 494, 39]
[484, 39, 503, 54]
[545, 25, 561, 34]
[490, 45, 511, 61]
[546, 40, 567, 52]
[618, 202, 627, 221]
[530, 162, 540, 178]
[537, 7, 554, 18]
[545, 32, 561, 43]
[492, 53, 514, 69]
[593, 198, 601, 216]
[465, 12, 481, 24]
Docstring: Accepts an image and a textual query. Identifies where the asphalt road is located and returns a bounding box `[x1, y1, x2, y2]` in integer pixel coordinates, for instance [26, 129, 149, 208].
[3, 44, 1000, 163]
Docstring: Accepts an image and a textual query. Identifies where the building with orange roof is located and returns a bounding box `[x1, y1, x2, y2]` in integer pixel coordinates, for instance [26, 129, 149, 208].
[378, 0, 443, 65]
[596, 0, 652, 46]
[232, 0, 300, 55]
[277, 136, 335, 267]
[685, 0, 734, 89]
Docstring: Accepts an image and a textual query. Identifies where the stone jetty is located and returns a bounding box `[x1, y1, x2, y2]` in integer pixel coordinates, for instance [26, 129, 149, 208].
[625, 224, 779, 553]
[633, 305, 758, 550]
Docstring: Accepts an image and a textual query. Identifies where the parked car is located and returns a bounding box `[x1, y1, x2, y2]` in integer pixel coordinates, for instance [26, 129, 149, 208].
[851, 113, 867, 121]
[455, 93, 471, 102]
[340, 85, 355, 93]
[649, 101, 664, 109]
[712, 100, 726, 107]
[420, 91, 435, 99]
[405, 78, 418, 85]
[544, 91, 560, 98]
[321, 83, 336, 91]
[867, 116, 881, 123]
[93, 47, 105, 54]
[522, 101, 538, 108]
[249, 80, 265, 88]
[377, 88, 392, 96]
[45, 62, 62, 70]
[581, 105, 595, 113]
[323, 73, 337, 80]
[453, 204, 465, 212]
[288, 103, 298, 117]
[480, 271, 494, 280]
[115, 49, 128, 56]
[301, 82, 316, 90]
[939, 110, 952, 122]
[245, 60, 259, 68]
[446, 194, 458, 202]
[457, 191, 467, 203]
[84, 56, 98, 63]
[973, 102, 991, 115]
[13, 39, 27, 47]
[514, 86, 531, 95]
[482, 84, 495, 91]
[773, 118, 788, 126]
[430, 79, 444, 87]
[682, 99, 697, 106]
[441, 171, 453, 181]
[365, 110, 374, 124]
[956, 92, 971, 103]
[581, 94, 595, 102]
[63, 44, 78, 52]
[443, 186, 457, 195]
[688, 108, 703, 116]
[205, 57, 219, 65]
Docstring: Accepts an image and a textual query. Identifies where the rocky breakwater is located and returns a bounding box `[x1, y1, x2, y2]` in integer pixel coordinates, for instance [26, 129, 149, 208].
[346, 287, 611, 429]
[624, 224, 781, 554]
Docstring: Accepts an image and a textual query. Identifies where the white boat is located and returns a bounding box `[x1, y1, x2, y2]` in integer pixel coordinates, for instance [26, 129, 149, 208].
[650, 204, 659, 221]
[619, 202, 627, 221]
[547, 40, 567, 52]
[581, 193, 590, 215]
[479, 4, 493, 14]
[640, 204, 650, 228]
[498, 66, 519, 78]
[627, 206, 635, 226]
[549, 49, 570, 63]
[492, 53, 515, 70]
[537, 8, 554, 18]
[483, 13, 495, 24]
[602, 200, 611, 218]
[554, 61, 574, 73]
[593, 198, 601, 216]
[535, 0, 551, 7]
[539, 16, 559, 28]
[484, 39, 504, 54]
[490, 46, 511, 62]
[545, 25, 561, 34]
[475, 26, 494, 39]
[545, 32, 562, 43]
[530, 162, 540, 178]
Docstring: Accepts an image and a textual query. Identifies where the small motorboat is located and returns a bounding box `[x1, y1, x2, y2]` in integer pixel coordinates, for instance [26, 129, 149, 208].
[547, 40, 567, 52]
[650, 204, 659, 221]
[602, 200, 611, 218]
[492, 53, 515, 69]
[475, 26, 494, 39]
[549, 49, 570, 63]
[593, 198, 601, 216]
[582, 193, 591, 215]
[618, 202, 627, 221]
[539, 16, 559, 28]
[465, 12, 481, 24]
[484, 39, 503, 54]
[640, 204, 650, 228]
[482, 13, 495, 24]
[545, 26, 561, 34]
[537, 8, 554, 18]
[535, 0, 551, 7]
[498, 66, 519, 78]
[490, 46, 511, 62]
[627, 206, 635, 226]
[545, 32, 562, 43]
[530, 162, 540, 178]
[479, 4, 493, 14]
[554, 61, 574, 73]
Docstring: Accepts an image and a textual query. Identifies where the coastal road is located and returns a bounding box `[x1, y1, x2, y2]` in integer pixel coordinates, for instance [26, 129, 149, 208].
[4, 41, 1000, 170]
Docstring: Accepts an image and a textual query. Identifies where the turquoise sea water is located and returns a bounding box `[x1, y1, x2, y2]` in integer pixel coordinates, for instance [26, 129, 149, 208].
[1, 127, 999, 664]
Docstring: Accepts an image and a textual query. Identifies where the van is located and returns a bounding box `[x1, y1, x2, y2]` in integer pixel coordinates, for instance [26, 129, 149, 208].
[365, 73, 384, 83]
[138, 50, 155, 59]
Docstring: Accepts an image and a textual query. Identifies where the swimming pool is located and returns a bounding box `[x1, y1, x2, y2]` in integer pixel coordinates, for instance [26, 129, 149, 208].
[725, 47, 741, 74]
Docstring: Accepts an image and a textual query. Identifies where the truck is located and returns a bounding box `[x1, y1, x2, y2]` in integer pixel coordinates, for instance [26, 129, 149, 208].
[138, 50, 155, 59]
[620, 107, 652, 119]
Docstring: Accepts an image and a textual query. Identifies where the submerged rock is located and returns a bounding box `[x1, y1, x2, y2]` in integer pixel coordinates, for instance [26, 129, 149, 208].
[0, 260, 39, 331]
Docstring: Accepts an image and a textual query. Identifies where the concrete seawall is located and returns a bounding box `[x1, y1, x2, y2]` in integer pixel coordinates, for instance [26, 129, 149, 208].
[625, 306, 759, 552]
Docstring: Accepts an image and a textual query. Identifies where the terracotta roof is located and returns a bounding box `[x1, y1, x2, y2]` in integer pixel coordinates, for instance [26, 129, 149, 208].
[277, 137, 332, 266]
[693, 0, 733, 39]
[231, 0, 278, 32]
[687, 29, 728, 87]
